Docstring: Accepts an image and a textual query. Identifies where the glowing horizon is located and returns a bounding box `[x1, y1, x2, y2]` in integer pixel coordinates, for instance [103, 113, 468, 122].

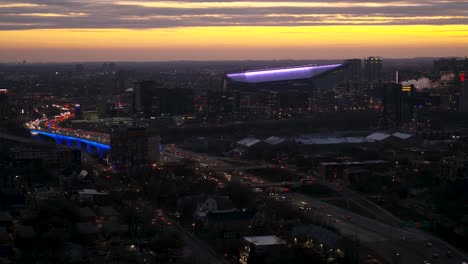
[0, 0, 466, 62]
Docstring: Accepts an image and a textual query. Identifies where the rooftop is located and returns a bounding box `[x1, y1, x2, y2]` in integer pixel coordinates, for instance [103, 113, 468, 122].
[244, 235, 287, 246]
[366, 131, 413, 141]
[320, 160, 388, 166]
[392, 132, 412, 139]
[0, 211, 13, 222]
[226, 64, 342, 84]
[292, 225, 340, 248]
[237, 137, 261, 147]
[264, 136, 286, 145]
[366, 132, 391, 141]
[16, 225, 36, 238]
[76, 222, 98, 235]
[78, 207, 96, 219]
[295, 136, 372, 145]
[96, 206, 119, 217]
[78, 189, 108, 196]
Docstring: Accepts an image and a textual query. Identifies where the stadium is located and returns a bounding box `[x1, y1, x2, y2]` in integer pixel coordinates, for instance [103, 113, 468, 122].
[223, 64, 345, 92]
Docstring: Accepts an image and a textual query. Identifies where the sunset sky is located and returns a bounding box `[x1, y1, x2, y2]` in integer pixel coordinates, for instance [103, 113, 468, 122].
[0, 0, 467, 62]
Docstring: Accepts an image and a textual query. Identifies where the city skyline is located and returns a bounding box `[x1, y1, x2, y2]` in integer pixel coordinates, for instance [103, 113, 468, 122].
[0, 0, 467, 62]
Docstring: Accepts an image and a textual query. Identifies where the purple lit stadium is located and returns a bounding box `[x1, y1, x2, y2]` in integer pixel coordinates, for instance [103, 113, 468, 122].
[224, 64, 344, 92]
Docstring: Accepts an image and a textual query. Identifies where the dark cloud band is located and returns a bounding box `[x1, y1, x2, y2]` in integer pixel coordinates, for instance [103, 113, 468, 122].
[0, 0, 466, 29]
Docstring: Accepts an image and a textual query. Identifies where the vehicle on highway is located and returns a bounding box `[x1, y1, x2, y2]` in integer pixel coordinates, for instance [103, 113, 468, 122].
[298, 202, 311, 211]
[300, 178, 316, 184]
[278, 196, 287, 201]
[345, 215, 352, 221]
[432, 253, 439, 259]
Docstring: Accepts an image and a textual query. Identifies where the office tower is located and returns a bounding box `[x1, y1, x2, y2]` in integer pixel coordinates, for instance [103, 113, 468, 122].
[134, 81, 194, 118]
[433, 57, 468, 112]
[433, 58, 457, 75]
[0, 89, 9, 120]
[364, 57, 383, 82]
[459, 70, 468, 112]
[206, 91, 233, 114]
[434, 57, 468, 75]
[383, 83, 415, 128]
[110, 126, 160, 168]
[344, 59, 362, 90]
[114, 70, 130, 95]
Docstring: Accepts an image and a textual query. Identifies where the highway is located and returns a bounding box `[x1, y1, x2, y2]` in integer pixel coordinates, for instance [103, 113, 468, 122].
[162, 145, 468, 264]
[25, 105, 110, 145]
[88, 151, 222, 264]
[28, 103, 467, 264]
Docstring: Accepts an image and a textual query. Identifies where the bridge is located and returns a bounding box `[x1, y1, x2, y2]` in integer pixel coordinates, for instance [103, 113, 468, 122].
[30, 129, 110, 158]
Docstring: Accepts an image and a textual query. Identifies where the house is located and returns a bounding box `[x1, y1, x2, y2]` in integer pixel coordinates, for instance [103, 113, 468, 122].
[96, 206, 120, 221]
[239, 235, 287, 264]
[19, 209, 36, 224]
[292, 225, 341, 250]
[59, 242, 90, 263]
[291, 225, 347, 261]
[15, 225, 36, 239]
[78, 207, 96, 222]
[32, 186, 59, 201]
[102, 221, 128, 237]
[15, 225, 37, 249]
[0, 227, 9, 244]
[177, 194, 234, 219]
[0, 228, 13, 258]
[204, 209, 256, 236]
[0, 189, 25, 211]
[78, 189, 110, 204]
[76, 222, 98, 240]
[0, 212, 12, 227]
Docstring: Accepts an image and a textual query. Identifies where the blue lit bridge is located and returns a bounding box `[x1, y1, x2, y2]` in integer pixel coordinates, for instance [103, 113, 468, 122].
[30, 129, 110, 158]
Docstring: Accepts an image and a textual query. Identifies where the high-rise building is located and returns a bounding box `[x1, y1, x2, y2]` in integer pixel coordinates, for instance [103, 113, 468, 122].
[134, 81, 194, 117]
[364, 57, 383, 82]
[433, 57, 468, 112]
[110, 126, 160, 168]
[0, 89, 8, 120]
[344, 59, 362, 90]
[113, 70, 130, 95]
[278, 91, 308, 111]
[433, 57, 468, 75]
[383, 83, 415, 128]
[458, 70, 468, 112]
[206, 91, 233, 114]
[434, 58, 457, 75]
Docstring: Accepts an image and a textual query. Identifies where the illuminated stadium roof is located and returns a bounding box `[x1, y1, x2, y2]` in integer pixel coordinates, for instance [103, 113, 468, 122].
[226, 64, 342, 84]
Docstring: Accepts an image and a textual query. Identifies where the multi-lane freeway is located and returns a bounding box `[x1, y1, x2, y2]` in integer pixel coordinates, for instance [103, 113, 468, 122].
[27, 103, 468, 264]
[162, 145, 468, 264]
